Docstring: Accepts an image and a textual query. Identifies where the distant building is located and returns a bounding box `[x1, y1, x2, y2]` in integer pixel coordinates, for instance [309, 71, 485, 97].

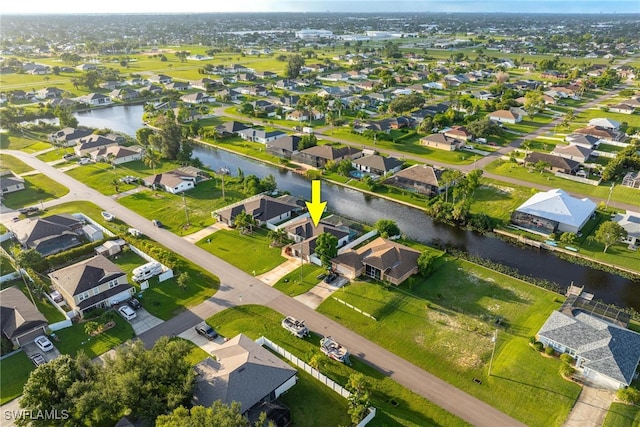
[295, 29, 333, 39]
[613, 211, 640, 248]
[0, 170, 25, 195]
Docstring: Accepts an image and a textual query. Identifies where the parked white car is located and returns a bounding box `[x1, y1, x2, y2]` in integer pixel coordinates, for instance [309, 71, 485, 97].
[118, 305, 137, 321]
[34, 335, 54, 352]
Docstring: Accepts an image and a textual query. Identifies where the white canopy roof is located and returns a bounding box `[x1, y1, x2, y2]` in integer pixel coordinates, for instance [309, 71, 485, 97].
[588, 118, 620, 130]
[516, 189, 596, 229]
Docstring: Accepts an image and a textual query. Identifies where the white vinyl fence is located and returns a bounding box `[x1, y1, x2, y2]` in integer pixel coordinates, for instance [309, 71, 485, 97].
[256, 336, 377, 426]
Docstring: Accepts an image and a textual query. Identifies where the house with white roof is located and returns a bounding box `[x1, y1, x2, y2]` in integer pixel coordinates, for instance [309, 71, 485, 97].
[588, 118, 621, 130]
[511, 188, 596, 234]
[613, 211, 640, 248]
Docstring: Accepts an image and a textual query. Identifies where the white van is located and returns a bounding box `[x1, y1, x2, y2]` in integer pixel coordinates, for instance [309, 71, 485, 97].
[132, 261, 162, 282]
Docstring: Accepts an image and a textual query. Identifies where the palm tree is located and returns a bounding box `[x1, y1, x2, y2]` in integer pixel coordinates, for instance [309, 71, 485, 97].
[143, 148, 160, 175]
[233, 211, 255, 234]
[267, 228, 288, 246]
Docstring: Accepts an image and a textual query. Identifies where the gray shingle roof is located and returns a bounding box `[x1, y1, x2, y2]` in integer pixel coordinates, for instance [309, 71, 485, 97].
[0, 286, 47, 341]
[193, 334, 296, 413]
[48, 255, 126, 297]
[538, 310, 640, 385]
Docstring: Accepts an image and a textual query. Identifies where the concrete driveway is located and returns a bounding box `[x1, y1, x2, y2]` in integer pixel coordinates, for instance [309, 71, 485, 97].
[563, 382, 616, 427]
[125, 307, 164, 336]
[21, 340, 62, 363]
[295, 277, 349, 309]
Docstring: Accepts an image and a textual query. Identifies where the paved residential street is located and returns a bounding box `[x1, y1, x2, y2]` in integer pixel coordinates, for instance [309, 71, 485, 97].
[0, 150, 525, 427]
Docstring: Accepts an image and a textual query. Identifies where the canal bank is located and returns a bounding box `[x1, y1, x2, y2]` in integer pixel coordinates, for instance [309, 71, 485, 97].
[65, 104, 640, 311]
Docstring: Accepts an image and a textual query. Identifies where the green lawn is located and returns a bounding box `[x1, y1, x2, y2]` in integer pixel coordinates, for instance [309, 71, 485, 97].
[316, 258, 581, 427]
[575, 108, 640, 129]
[278, 369, 351, 427]
[327, 128, 476, 165]
[36, 147, 76, 163]
[196, 228, 286, 275]
[0, 351, 34, 404]
[603, 403, 640, 427]
[0, 133, 52, 153]
[1, 255, 15, 275]
[273, 264, 326, 297]
[1, 173, 69, 209]
[469, 179, 533, 223]
[134, 265, 219, 320]
[0, 153, 34, 174]
[485, 159, 639, 205]
[54, 317, 135, 359]
[118, 177, 250, 235]
[207, 305, 468, 427]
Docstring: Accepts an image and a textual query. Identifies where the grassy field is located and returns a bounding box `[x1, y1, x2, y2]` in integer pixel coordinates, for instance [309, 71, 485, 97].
[207, 305, 468, 427]
[0, 133, 51, 153]
[54, 317, 135, 359]
[36, 146, 76, 162]
[0, 351, 34, 404]
[196, 228, 286, 276]
[316, 258, 581, 426]
[273, 264, 327, 297]
[0, 153, 34, 174]
[468, 179, 534, 223]
[575, 108, 640, 129]
[118, 178, 248, 235]
[1, 173, 69, 209]
[603, 403, 640, 427]
[485, 159, 640, 205]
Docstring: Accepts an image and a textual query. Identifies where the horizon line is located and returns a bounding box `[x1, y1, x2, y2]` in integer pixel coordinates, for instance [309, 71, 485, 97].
[3, 11, 639, 15]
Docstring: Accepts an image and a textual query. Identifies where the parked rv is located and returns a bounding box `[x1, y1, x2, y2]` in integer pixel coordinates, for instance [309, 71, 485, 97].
[132, 261, 162, 282]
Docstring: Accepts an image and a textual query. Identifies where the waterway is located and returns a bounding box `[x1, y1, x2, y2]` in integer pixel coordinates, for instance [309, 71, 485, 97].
[69, 105, 639, 310]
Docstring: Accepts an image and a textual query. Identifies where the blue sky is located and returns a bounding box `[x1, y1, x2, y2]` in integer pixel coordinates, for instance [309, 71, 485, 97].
[3, 0, 639, 14]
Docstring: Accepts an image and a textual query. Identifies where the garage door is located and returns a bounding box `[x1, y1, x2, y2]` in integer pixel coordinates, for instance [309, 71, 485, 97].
[16, 327, 47, 347]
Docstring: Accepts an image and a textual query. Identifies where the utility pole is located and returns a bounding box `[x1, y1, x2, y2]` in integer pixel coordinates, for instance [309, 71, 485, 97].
[488, 328, 498, 376]
[182, 192, 190, 226]
[606, 183, 615, 208]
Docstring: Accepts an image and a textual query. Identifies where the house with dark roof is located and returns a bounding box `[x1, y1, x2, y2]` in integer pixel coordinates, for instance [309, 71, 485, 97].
[48, 255, 133, 317]
[8, 214, 83, 256]
[524, 152, 581, 174]
[0, 286, 48, 347]
[265, 135, 301, 159]
[75, 134, 120, 157]
[0, 170, 25, 195]
[291, 145, 362, 168]
[214, 195, 302, 227]
[215, 121, 249, 137]
[193, 334, 296, 425]
[48, 127, 94, 147]
[537, 304, 640, 389]
[420, 133, 464, 151]
[285, 217, 351, 262]
[383, 164, 445, 197]
[352, 155, 403, 176]
[332, 237, 421, 285]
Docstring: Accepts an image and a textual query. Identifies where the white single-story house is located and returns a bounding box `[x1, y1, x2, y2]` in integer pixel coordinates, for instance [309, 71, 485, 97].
[588, 118, 621, 130]
[537, 305, 640, 390]
[487, 109, 522, 124]
[511, 188, 596, 234]
[0, 170, 25, 195]
[613, 211, 640, 248]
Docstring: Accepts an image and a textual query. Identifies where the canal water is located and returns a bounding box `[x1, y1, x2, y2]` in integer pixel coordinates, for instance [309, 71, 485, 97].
[69, 105, 640, 309]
